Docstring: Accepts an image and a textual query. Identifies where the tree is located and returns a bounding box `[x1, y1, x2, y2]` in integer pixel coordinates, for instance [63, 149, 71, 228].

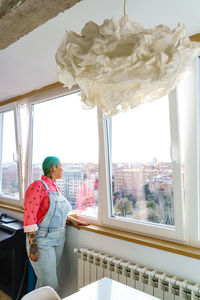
[114, 198, 133, 218]
[146, 199, 156, 209]
[113, 191, 120, 199]
[144, 184, 153, 201]
[147, 210, 160, 223]
[113, 191, 120, 205]
[158, 189, 174, 225]
[125, 193, 136, 208]
[146, 188, 175, 225]
[146, 199, 159, 222]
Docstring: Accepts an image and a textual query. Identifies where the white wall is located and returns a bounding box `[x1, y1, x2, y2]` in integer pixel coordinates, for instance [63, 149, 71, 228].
[2, 209, 200, 297]
[58, 227, 200, 298]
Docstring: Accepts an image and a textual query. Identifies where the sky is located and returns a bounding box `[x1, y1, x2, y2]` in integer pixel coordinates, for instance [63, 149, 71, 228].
[32, 93, 99, 164]
[2, 92, 174, 165]
[32, 93, 172, 165]
[112, 95, 171, 163]
[2, 110, 16, 163]
[31, 68, 194, 166]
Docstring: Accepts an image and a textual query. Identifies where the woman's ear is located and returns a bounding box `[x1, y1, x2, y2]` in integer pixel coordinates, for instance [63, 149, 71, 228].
[51, 165, 57, 173]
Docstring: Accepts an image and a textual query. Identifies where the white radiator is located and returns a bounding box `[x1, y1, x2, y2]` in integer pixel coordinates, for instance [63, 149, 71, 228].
[76, 248, 200, 300]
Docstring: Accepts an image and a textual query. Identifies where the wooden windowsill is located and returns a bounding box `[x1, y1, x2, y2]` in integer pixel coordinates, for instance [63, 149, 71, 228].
[77, 224, 200, 260]
[0, 203, 24, 214]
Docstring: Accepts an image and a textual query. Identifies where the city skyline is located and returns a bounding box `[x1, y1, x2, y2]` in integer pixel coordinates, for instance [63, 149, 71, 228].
[2, 159, 174, 193]
[1, 159, 176, 225]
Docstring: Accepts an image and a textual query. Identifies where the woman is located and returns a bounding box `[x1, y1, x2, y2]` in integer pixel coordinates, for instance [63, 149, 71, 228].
[23, 156, 88, 290]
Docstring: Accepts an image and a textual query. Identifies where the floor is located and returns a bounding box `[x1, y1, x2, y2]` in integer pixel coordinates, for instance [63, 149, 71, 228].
[0, 290, 11, 300]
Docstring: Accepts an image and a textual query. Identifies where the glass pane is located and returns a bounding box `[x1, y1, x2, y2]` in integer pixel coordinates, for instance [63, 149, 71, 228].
[111, 96, 175, 226]
[32, 93, 98, 218]
[0, 110, 19, 199]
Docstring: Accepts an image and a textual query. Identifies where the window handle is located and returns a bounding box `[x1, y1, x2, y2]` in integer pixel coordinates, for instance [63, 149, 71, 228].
[170, 145, 179, 164]
[13, 153, 18, 163]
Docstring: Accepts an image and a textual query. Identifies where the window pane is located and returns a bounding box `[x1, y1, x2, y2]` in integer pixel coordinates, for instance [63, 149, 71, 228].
[111, 96, 175, 226]
[0, 110, 19, 199]
[31, 93, 98, 218]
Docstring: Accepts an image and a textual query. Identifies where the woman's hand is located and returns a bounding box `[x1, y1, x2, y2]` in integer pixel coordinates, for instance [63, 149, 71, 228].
[28, 232, 39, 261]
[67, 216, 89, 230]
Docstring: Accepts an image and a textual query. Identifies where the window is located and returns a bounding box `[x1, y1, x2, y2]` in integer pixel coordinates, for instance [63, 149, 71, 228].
[101, 91, 185, 240]
[31, 92, 99, 218]
[111, 96, 175, 226]
[0, 109, 19, 200]
[0, 57, 199, 245]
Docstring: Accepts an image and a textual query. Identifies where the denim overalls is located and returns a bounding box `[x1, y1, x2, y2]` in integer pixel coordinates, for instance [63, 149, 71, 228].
[26, 180, 72, 289]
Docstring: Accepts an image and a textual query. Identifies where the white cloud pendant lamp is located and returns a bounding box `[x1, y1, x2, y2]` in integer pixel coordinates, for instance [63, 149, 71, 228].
[56, 12, 200, 117]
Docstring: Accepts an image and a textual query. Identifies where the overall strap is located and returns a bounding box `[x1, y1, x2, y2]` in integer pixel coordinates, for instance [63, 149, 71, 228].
[39, 180, 49, 191]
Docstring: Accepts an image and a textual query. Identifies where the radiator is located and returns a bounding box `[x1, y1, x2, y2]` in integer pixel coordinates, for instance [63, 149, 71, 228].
[76, 248, 200, 300]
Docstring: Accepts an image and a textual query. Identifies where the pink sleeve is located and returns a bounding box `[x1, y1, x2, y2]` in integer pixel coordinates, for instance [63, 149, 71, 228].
[23, 181, 43, 231]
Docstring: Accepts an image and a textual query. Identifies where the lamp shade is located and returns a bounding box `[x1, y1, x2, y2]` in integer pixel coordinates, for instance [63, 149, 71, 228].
[56, 15, 200, 117]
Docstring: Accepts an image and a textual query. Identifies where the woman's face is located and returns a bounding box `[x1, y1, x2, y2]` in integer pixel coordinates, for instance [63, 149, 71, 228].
[53, 162, 63, 180]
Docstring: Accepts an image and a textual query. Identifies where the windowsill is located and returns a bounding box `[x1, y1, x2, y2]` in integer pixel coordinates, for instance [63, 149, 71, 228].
[76, 223, 200, 260]
[1, 205, 200, 260]
[0, 202, 24, 214]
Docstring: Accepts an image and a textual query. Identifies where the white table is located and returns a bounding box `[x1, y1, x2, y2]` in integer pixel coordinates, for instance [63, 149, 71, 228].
[63, 277, 159, 300]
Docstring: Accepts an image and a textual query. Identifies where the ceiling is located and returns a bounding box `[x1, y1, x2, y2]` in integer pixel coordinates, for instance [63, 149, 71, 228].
[0, 0, 200, 103]
[0, 0, 82, 50]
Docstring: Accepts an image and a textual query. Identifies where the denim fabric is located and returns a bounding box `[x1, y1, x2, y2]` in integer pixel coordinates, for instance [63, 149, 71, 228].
[26, 180, 72, 289]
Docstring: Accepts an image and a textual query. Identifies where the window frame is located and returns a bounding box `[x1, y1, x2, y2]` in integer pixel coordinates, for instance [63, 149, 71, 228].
[22, 86, 79, 191]
[27, 87, 100, 217]
[79, 58, 200, 245]
[0, 58, 199, 245]
[98, 89, 185, 241]
[182, 58, 200, 247]
[0, 103, 23, 206]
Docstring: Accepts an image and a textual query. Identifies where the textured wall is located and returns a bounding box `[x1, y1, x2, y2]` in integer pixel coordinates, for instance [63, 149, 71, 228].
[0, 0, 25, 18]
[0, 0, 82, 50]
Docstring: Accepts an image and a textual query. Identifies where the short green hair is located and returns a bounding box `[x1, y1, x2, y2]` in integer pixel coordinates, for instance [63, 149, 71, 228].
[42, 156, 60, 176]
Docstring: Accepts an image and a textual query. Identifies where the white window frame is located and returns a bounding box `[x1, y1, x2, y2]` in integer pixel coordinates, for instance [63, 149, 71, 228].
[1, 59, 198, 245]
[23, 86, 82, 189]
[22, 102, 33, 196]
[101, 58, 200, 246]
[98, 89, 185, 242]
[0, 103, 23, 206]
[20, 71, 197, 244]
[182, 58, 200, 247]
